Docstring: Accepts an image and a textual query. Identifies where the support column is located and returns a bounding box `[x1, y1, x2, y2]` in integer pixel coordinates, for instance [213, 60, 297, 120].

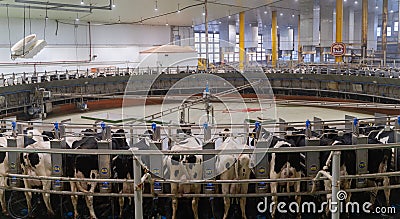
[382, 0, 388, 66]
[298, 14, 302, 63]
[362, 0, 368, 60]
[335, 0, 343, 63]
[398, 0, 400, 46]
[272, 11, 278, 67]
[349, 9, 355, 44]
[239, 12, 245, 71]
[205, 0, 209, 69]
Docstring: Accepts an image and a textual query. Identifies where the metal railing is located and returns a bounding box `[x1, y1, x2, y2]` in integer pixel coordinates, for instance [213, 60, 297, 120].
[1, 63, 399, 88]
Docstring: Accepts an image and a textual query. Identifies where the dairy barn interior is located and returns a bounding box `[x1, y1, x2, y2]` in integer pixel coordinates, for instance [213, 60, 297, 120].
[0, 0, 400, 218]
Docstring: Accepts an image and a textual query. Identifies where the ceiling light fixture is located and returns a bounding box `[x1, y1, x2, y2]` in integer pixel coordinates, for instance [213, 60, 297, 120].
[75, 13, 79, 22]
[80, 0, 84, 5]
[390, 9, 394, 13]
[264, 11, 267, 14]
[292, 14, 295, 18]
[280, 13, 283, 16]
[354, 1, 358, 4]
[118, 16, 121, 23]
[177, 3, 180, 13]
[154, 0, 158, 11]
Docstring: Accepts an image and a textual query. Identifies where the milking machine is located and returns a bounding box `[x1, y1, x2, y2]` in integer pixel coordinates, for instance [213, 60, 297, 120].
[278, 118, 287, 138]
[50, 122, 66, 190]
[202, 123, 218, 218]
[313, 117, 323, 135]
[253, 122, 271, 193]
[7, 121, 23, 187]
[352, 118, 369, 188]
[202, 123, 215, 194]
[305, 120, 321, 191]
[98, 122, 112, 193]
[146, 123, 167, 218]
[149, 123, 163, 194]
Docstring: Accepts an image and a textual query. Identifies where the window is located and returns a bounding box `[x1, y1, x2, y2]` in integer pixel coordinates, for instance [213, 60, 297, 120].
[395, 22, 399, 32]
[388, 27, 392, 36]
[194, 31, 220, 63]
[377, 27, 381, 37]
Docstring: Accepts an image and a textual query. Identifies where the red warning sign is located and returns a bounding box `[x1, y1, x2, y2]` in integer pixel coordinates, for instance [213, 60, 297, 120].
[331, 42, 346, 56]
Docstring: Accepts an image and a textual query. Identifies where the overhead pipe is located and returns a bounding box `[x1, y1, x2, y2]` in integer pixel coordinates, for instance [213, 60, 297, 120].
[14, 0, 113, 11]
[0, 3, 90, 13]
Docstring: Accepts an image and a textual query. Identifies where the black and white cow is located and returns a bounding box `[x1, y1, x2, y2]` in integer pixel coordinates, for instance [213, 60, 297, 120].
[319, 128, 393, 214]
[366, 128, 393, 208]
[216, 136, 252, 219]
[268, 136, 302, 219]
[110, 129, 134, 218]
[20, 128, 55, 217]
[69, 128, 128, 219]
[166, 136, 203, 219]
[0, 135, 9, 216]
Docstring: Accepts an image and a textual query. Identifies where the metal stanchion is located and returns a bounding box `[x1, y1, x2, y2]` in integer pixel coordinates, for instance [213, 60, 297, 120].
[134, 156, 143, 219]
[331, 151, 341, 219]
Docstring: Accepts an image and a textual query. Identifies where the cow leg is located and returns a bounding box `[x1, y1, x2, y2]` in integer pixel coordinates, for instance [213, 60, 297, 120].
[295, 172, 301, 219]
[171, 183, 178, 219]
[172, 197, 178, 219]
[270, 181, 278, 219]
[85, 170, 98, 219]
[22, 178, 33, 217]
[324, 179, 332, 216]
[240, 184, 249, 219]
[70, 182, 79, 219]
[192, 197, 199, 219]
[367, 180, 378, 207]
[119, 195, 124, 218]
[383, 176, 390, 206]
[42, 180, 55, 216]
[221, 181, 231, 219]
[0, 177, 8, 215]
[192, 184, 201, 219]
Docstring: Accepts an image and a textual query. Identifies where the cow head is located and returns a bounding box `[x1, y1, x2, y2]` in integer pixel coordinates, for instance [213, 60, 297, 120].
[112, 129, 129, 150]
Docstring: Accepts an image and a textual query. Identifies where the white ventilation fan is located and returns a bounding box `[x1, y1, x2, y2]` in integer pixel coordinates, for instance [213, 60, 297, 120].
[11, 34, 47, 60]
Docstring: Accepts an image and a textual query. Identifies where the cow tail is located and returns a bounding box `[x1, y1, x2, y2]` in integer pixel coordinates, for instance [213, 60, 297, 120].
[75, 181, 89, 193]
[286, 162, 291, 192]
[235, 157, 240, 180]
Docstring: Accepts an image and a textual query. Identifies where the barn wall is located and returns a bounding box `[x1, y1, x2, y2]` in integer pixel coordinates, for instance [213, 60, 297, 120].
[0, 17, 172, 74]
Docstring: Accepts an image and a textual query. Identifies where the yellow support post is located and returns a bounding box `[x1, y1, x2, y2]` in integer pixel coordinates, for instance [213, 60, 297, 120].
[272, 11, 278, 68]
[361, 0, 368, 60]
[335, 0, 343, 63]
[239, 12, 245, 71]
[298, 14, 302, 63]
